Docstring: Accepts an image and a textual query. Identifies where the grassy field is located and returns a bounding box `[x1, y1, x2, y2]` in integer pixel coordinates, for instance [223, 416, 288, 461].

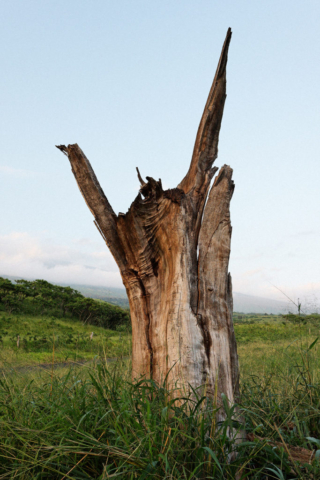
[1, 310, 319, 371]
[234, 313, 320, 383]
[0, 311, 131, 368]
[1, 313, 320, 478]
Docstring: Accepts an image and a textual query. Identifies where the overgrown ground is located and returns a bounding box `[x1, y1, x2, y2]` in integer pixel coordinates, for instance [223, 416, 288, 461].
[1, 313, 320, 478]
[0, 277, 132, 368]
[0, 311, 131, 367]
[234, 313, 320, 381]
[1, 310, 319, 371]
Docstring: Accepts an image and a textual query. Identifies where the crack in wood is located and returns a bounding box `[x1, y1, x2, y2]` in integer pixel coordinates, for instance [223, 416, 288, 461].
[130, 269, 153, 378]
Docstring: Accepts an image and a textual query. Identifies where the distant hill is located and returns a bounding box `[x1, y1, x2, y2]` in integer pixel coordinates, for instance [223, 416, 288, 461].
[233, 292, 287, 314]
[0, 274, 129, 308]
[1, 274, 289, 313]
[74, 287, 288, 314]
[67, 284, 129, 308]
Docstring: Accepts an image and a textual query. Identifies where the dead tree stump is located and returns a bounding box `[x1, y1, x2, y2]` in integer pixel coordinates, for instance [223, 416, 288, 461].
[57, 28, 239, 411]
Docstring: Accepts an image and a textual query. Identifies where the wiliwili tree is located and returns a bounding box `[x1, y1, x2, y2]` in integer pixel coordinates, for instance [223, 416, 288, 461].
[57, 29, 239, 408]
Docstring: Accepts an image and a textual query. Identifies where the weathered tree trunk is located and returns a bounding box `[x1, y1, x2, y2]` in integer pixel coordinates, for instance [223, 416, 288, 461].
[57, 28, 239, 409]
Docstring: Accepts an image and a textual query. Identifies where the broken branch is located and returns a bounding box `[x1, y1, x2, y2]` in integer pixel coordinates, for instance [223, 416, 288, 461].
[179, 28, 232, 197]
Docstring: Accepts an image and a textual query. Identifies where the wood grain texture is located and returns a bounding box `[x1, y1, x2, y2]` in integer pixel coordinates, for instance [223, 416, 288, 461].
[57, 28, 239, 410]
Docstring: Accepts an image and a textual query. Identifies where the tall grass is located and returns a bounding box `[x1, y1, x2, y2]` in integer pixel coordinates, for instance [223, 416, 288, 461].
[1, 338, 320, 479]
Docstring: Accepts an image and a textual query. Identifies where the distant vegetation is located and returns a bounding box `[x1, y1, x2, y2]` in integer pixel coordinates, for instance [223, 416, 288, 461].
[0, 277, 130, 329]
[0, 310, 131, 367]
[0, 277, 131, 367]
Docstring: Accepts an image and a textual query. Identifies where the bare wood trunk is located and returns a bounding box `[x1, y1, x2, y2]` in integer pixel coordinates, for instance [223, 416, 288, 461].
[57, 28, 240, 408]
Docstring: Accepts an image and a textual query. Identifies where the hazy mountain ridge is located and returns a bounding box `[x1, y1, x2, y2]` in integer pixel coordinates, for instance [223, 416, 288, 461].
[233, 292, 288, 314]
[1, 274, 290, 314]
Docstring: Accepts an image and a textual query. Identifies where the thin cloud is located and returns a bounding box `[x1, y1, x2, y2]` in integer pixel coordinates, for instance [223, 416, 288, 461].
[1, 232, 318, 299]
[290, 230, 320, 238]
[0, 165, 38, 177]
[0, 232, 122, 287]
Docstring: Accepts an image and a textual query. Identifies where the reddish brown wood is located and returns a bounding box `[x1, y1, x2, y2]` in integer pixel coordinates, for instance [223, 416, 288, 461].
[57, 28, 240, 409]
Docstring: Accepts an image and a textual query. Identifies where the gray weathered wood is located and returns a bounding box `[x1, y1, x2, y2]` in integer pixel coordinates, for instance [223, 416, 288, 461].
[57, 28, 239, 409]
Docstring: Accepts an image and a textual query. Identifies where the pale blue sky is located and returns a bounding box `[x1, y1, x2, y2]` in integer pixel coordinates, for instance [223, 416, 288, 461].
[1, 1, 319, 304]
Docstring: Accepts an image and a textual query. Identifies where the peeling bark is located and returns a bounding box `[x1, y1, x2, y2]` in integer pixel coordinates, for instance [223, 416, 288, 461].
[57, 28, 239, 409]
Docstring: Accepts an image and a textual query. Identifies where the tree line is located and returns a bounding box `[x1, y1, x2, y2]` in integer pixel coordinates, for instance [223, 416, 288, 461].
[0, 277, 130, 330]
